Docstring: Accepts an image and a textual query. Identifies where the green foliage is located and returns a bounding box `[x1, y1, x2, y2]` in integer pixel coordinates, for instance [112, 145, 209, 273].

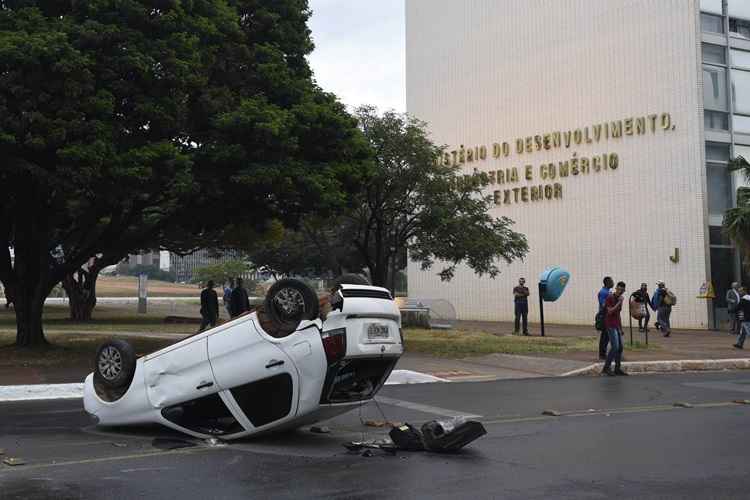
[192, 260, 251, 285]
[0, 0, 368, 345]
[121, 265, 176, 283]
[725, 156, 750, 269]
[329, 106, 529, 287]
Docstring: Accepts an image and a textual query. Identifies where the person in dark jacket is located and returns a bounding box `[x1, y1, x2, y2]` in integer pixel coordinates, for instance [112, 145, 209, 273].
[229, 277, 251, 318]
[513, 277, 530, 335]
[631, 283, 653, 332]
[733, 291, 750, 349]
[198, 280, 219, 332]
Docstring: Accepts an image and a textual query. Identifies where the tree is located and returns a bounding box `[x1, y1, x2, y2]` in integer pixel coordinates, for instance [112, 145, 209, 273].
[724, 155, 750, 269]
[193, 259, 251, 285]
[0, 1, 367, 347]
[341, 106, 529, 290]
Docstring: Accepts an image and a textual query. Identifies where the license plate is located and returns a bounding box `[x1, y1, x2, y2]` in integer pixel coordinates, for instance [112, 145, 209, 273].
[367, 323, 390, 339]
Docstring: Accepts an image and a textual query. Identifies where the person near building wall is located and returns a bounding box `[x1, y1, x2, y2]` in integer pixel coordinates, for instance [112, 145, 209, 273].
[602, 281, 628, 376]
[726, 282, 741, 336]
[653, 281, 674, 337]
[513, 277, 530, 335]
[597, 277, 614, 360]
[631, 283, 654, 332]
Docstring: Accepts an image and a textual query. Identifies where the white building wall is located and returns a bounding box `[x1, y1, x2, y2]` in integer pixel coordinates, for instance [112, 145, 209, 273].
[406, 0, 709, 328]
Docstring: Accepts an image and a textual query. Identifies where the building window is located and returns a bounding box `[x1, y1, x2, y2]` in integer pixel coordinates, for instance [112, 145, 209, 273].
[732, 69, 750, 114]
[702, 0, 723, 15]
[706, 142, 730, 162]
[703, 65, 728, 111]
[703, 43, 726, 65]
[731, 49, 750, 69]
[730, 18, 750, 39]
[728, 1, 750, 21]
[705, 110, 729, 130]
[707, 164, 732, 216]
[733, 114, 750, 133]
[702, 13, 725, 33]
[710, 226, 732, 246]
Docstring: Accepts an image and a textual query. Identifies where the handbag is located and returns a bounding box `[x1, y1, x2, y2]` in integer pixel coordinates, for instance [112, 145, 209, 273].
[594, 309, 604, 330]
[629, 299, 646, 319]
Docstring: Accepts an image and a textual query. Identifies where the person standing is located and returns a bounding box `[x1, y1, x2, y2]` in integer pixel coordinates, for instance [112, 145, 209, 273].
[734, 290, 750, 349]
[597, 277, 614, 360]
[198, 280, 219, 332]
[602, 281, 628, 376]
[727, 282, 741, 336]
[223, 279, 234, 318]
[652, 280, 673, 337]
[513, 277, 530, 335]
[230, 277, 251, 318]
[631, 283, 653, 332]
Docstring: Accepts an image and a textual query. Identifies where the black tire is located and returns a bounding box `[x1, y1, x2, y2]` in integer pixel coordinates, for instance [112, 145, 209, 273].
[331, 273, 370, 291]
[93, 339, 136, 390]
[264, 279, 319, 333]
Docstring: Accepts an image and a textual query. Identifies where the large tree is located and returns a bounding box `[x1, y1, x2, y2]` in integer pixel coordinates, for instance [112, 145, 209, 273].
[289, 106, 530, 290]
[0, 0, 366, 347]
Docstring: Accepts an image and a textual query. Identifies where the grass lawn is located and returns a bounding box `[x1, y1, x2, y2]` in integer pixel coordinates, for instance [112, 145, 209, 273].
[94, 275, 201, 297]
[403, 328, 653, 358]
[0, 332, 175, 370]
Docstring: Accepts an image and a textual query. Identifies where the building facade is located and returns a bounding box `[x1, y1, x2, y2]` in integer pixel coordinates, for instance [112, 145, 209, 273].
[406, 0, 750, 329]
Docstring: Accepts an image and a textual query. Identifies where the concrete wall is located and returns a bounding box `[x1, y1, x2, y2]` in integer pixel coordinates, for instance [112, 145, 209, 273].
[406, 0, 709, 328]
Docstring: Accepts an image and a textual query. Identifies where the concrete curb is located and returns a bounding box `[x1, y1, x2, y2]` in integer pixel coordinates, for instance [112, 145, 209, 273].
[561, 358, 750, 377]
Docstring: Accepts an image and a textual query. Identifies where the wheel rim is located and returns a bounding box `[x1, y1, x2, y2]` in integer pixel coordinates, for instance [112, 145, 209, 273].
[272, 287, 306, 320]
[98, 346, 123, 381]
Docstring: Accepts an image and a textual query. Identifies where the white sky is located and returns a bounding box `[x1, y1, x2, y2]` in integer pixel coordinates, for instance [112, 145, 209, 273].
[307, 0, 405, 113]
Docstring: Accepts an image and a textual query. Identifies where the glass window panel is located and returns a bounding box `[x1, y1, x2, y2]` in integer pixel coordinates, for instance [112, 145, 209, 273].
[709, 226, 732, 246]
[733, 114, 750, 133]
[703, 13, 725, 33]
[704, 65, 728, 111]
[705, 110, 729, 130]
[732, 49, 750, 69]
[729, 0, 750, 20]
[730, 18, 750, 39]
[706, 142, 730, 161]
[711, 247, 736, 308]
[708, 165, 732, 216]
[702, 0, 722, 14]
[704, 44, 726, 65]
[732, 70, 750, 114]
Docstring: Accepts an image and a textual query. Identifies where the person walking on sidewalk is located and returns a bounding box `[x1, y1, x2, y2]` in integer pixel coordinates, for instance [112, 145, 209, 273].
[513, 277, 530, 335]
[198, 280, 219, 332]
[631, 283, 653, 332]
[653, 280, 673, 337]
[727, 282, 741, 336]
[597, 277, 614, 360]
[602, 281, 628, 376]
[734, 290, 750, 349]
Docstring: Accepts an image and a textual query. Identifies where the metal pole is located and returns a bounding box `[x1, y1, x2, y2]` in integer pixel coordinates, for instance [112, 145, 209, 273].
[538, 282, 545, 337]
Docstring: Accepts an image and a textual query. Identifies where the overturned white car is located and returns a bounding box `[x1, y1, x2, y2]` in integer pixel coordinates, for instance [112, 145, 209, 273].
[83, 277, 403, 440]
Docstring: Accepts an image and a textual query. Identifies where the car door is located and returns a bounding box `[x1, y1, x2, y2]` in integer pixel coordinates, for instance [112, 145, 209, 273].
[143, 337, 217, 409]
[207, 320, 299, 431]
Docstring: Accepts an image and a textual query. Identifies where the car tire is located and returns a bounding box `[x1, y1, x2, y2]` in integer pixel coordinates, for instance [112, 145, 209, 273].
[93, 339, 137, 391]
[264, 279, 320, 334]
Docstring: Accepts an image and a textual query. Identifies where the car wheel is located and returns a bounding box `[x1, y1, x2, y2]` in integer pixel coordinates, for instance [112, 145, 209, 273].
[94, 339, 136, 390]
[264, 279, 320, 334]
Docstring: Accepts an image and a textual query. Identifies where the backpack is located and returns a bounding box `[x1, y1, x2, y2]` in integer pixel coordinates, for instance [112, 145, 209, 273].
[663, 290, 677, 306]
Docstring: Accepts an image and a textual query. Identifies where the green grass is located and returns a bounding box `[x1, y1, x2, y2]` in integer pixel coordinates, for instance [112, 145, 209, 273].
[402, 328, 654, 358]
[0, 332, 175, 369]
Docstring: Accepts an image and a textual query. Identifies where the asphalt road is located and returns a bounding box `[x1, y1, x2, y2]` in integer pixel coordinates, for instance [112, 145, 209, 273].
[1, 372, 750, 499]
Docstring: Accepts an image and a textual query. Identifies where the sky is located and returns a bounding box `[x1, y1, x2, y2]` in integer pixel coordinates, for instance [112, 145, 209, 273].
[307, 0, 405, 113]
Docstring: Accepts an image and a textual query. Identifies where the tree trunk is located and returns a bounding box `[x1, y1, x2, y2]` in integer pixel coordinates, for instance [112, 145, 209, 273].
[14, 287, 48, 347]
[62, 267, 100, 321]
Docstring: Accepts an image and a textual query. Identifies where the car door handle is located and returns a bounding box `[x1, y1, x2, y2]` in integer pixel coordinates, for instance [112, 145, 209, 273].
[196, 381, 214, 390]
[265, 359, 285, 369]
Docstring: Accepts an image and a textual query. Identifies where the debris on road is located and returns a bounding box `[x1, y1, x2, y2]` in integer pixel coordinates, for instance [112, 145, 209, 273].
[385, 418, 487, 454]
[733, 399, 750, 405]
[364, 420, 403, 428]
[3, 457, 26, 466]
[673, 402, 693, 408]
[542, 409, 561, 416]
[310, 425, 331, 434]
[389, 423, 425, 451]
[111, 442, 128, 448]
